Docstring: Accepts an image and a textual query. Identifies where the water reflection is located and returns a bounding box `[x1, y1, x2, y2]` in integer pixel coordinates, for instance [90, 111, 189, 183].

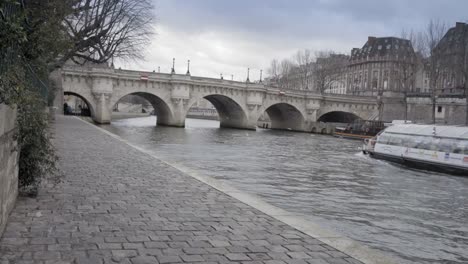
[101, 116, 468, 264]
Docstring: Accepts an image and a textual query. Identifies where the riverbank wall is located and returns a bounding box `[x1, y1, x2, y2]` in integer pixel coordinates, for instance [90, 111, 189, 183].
[0, 104, 19, 237]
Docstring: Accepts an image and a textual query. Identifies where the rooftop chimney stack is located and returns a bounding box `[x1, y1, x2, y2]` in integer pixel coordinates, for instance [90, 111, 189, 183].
[456, 22, 466, 29]
[368, 36, 377, 44]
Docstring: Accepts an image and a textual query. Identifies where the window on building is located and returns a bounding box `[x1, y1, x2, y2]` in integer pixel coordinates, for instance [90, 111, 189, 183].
[378, 45, 382, 50]
[437, 106, 443, 113]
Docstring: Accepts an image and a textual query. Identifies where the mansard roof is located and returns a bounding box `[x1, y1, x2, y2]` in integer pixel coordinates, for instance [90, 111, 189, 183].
[350, 36, 415, 61]
[435, 22, 468, 53]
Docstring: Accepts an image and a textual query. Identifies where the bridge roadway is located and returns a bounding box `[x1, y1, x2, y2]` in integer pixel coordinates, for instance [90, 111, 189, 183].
[58, 65, 383, 132]
[0, 116, 395, 264]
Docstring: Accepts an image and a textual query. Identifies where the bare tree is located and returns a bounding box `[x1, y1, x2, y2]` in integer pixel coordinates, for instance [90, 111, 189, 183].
[397, 31, 420, 122]
[422, 20, 447, 124]
[53, 0, 155, 68]
[293, 49, 313, 90]
[279, 59, 293, 89]
[313, 51, 349, 94]
[267, 59, 281, 86]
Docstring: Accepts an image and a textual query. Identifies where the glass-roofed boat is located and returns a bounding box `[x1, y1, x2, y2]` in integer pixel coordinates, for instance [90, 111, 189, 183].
[362, 124, 468, 175]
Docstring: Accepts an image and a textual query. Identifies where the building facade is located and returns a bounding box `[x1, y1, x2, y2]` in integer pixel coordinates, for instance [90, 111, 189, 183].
[348, 37, 417, 97]
[434, 22, 468, 96]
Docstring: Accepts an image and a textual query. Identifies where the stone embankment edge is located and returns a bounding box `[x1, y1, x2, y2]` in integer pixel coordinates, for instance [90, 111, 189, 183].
[74, 117, 398, 264]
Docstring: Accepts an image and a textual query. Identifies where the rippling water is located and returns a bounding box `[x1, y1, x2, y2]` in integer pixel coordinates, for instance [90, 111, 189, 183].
[100, 116, 468, 264]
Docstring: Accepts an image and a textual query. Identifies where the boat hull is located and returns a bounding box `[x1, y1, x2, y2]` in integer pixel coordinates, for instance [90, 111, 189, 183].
[368, 151, 468, 176]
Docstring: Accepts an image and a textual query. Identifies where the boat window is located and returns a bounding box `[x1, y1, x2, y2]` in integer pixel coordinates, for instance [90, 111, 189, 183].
[463, 140, 468, 155]
[418, 137, 432, 150]
[388, 134, 403, 146]
[377, 134, 390, 144]
[429, 138, 441, 151]
[438, 139, 452, 153]
[451, 139, 464, 154]
[411, 136, 425, 149]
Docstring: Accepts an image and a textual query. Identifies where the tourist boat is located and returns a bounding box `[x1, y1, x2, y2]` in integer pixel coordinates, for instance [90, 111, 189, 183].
[362, 124, 468, 175]
[334, 120, 385, 140]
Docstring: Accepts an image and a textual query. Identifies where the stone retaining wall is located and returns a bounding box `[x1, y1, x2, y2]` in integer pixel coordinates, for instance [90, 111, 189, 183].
[0, 104, 19, 237]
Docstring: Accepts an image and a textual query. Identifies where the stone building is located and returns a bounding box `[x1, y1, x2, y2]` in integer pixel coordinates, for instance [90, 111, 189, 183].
[348, 36, 417, 97]
[413, 64, 431, 94]
[433, 22, 468, 96]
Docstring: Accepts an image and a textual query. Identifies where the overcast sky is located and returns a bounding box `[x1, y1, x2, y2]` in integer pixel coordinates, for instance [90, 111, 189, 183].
[118, 0, 468, 82]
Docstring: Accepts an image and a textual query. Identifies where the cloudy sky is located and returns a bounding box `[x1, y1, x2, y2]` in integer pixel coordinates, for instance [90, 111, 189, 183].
[119, 0, 468, 82]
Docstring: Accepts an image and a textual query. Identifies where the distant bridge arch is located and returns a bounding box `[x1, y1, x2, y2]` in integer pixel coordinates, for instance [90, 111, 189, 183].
[317, 111, 363, 123]
[260, 102, 306, 131]
[185, 94, 250, 129]
[63, 91, 95, 117]
[112, 92, 175, 126]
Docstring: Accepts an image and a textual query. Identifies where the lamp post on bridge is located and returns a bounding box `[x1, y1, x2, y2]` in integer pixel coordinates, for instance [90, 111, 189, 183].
[186, 60, 190, 76]
[171, 58, 176, 74]
[246, 68, 250, 83]
[260, 69, 263, 83]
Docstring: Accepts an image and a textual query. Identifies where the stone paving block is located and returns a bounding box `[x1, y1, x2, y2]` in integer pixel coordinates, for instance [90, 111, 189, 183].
[98, 243, 123, 250]
[30, 238, 57, 245]
[47, 244, 72, 251]
[143, 242, 168, 249]
[287, 252, 311, 259]
[130, 256, 159, 264]
[112, 250, 138, 259]
[33, 251, 61, 261]
[182, 247, 207, 255]
[156, 255, 181, 263]
[247, 252, 272, 260]
[325, 258, 350, 264]
[180, 254, 204, 262]
[75, 256, 104, 264]
[127, 236, 150, 243]
[305, 259, 329, 264]
[225, 253, 252, 261]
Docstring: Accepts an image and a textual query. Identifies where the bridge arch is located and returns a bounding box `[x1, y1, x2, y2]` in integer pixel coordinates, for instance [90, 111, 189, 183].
[317, 111, 363, 123]
[186, 94, 250, 129]
[63, 91, 95, 118]
[112, 92, 175, 126]
[261, 102, 306, 131]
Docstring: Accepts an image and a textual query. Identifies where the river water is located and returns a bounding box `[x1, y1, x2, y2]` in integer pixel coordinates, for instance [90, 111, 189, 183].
[101, 116, 468, 264]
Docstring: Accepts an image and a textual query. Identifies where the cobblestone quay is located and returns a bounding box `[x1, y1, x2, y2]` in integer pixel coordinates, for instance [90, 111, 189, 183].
[0, 116, 363, 264]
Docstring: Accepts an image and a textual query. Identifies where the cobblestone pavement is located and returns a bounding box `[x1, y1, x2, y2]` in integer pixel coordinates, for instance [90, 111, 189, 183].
[0, 116, 363, 264]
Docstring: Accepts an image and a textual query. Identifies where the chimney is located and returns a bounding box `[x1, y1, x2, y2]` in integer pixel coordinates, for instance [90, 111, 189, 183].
[368, 36, 377, 44]
[456, 22, 466, 29]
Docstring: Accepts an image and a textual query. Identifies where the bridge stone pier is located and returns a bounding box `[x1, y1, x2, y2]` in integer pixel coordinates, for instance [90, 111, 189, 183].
[57, 64, 381, 132]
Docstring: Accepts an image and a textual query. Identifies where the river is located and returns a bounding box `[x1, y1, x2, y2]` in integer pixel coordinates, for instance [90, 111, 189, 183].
[101, 116, 468, 264]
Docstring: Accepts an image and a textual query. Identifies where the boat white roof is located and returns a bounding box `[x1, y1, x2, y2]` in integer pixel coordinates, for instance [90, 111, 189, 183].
[384, 124, 468, 139]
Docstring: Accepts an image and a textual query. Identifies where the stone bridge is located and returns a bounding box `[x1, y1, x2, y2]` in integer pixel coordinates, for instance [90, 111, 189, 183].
[57, 65, 380, 132]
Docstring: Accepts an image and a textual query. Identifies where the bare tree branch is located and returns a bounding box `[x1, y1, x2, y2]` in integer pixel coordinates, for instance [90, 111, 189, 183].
[52, 0, 155, 69]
